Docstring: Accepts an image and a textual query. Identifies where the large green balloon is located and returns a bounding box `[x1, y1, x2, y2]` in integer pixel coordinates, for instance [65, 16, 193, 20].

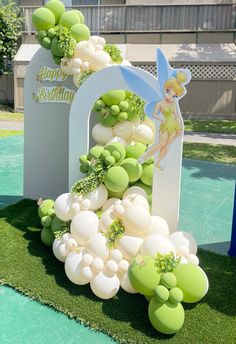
[140, 163, 153, 186]
[59, 11, 80, 29]
[128, 257, 160, 296]
[108, 189, 126, 199]
[71, 10, 85, 24]
[120, 158, 142, 183]
[99, 113, 118, 127]
[105, 142, 126, 163]
[102, 90, 126, 107]
[45, 0, 65, 24]
[51, 216, 64, 234]
[41, 227, 55, 247]
[104, 166, 129, 193]
[173, 264, 208, 303]
[32, 7, 55, 31]
[148, 299, 185, 334]
[51, 38, 64, 57]
[70, 23, 90, 42]
[125, 142, 146, 159]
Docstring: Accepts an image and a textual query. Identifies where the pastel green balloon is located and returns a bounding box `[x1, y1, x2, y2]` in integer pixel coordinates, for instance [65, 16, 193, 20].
[41, 36, 51, 49]
[95, 99, 105, 111]
[72, 10, 85, 24]
[88, 146, 104, 160]
[104, 166, 129, 193]
[99, 113, 118, 127]
[173, 264, 208, 303]
[161, 272, 177, 289]
[42, 199, 54, 208]
[70, 23, 90, 42]
[51, 38, 64, 57]
[79, 154, 88, 164]
[41, 227, 55, 247]
[108, 189, 125, 199]
[37, 30, 47, 40]
[47, 27, 56, 39]
[51, 216, 64, 234]
[59, 11, 80, 29]
[52, 54, 61, 65]
[119, 100, 129, 111]
[140, 163, 153, 186]
[118, 112, 128, 121]
[128, 257, 160, 296]
[148, 299, 185, 334]
[105, 142, 126, 163]
[169, 287, 183, 304]
[155, 285, 169, 303]
[125, 142, 146, 159]
[41, 215, 52, 228]
[120, 158, 142, 183]
[48, 208, 56, 218]
[110, 105, 120, 116]
[105, 156, 116, 166]
[45, 0, 65, 24]
[127, 111, 136, 121]
[38, 200, 54, 219]
[102, 90, 126, 107]
[32, 8, 55, 31]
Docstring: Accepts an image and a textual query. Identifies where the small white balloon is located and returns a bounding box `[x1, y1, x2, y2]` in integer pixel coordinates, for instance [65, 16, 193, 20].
[59, 243, 69, 258]
[142, 234, 176, 257]
[121, 272, 137, 294]
[123, 186, 148, 200]
[118, 259, 129, 273]
[87, 233, 109, 261]
[65, 251, 90, 285]
[82, 266, 94, 280]
[169, 231, 198, 255]
[105, 260, 119, 274]
[109, 249, 123, 263]
[90, 271, 120, 299]
[53, 238, 67, 262]
[54, 193, 75, 221]
[92, 123, 113, 145]
[113, 121, 134, 141]
[117, 236, 143, 260]
[99, 208, 115, 232]
[67, 238, 78, 251]
[133, 124, 154, 145]
[82, 253, 94, 266]
[71, 203, 81, 215]
[103, 198, 119, 211]
[86, 184, 108, 211]
[122, 205, 151, 236]
[149, 216, 170, 237]
[71, 211, 99, 246]
[187, 254, 199, 266]
[91, 257, 104, 271]
[80, 199, 91, 211]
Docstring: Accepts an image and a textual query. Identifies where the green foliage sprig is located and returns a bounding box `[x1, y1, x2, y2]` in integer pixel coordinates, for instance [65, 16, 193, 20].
[71, 160, 107, 196]
[154, 252, 181, 275]
[54, 220, 71, 239]
[75, 70, 94, 87]
[55, 25, 76, 58]
[104, 44, 122, 64]
[104, 219, 125, 249]
[0, 0, 24, 75]
[127, 93, 146, 122]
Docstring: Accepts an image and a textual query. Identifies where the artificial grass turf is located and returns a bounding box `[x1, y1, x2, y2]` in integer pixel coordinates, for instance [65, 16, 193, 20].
[183, 143, 236, 165]
[0, 200, 236, 343]
[184, 120, 236, 134]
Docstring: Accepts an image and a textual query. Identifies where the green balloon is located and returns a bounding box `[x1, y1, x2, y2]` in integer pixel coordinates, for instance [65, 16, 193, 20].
[148, 299, 185, 334]
[99, 113, 118, 127]
[88, 146, 104, 160]
[120, 158, 142, 183]
[161, 272, 177, 289]
[59, 11, 80, 29]
[155, 285, 169, 303]
[32, 8, 55, 31]
[127, 111, 136, 121]
[48, 208, 56, 218]
[119, 100, 129, 111]
[37, 30, 47, 40]
[52, 54, 61, 65]
[105, 142, 126, 162]
[42, 199, 54, 208]
[41, 36, 51, 49]
[47, 27, 56, 39]
[118, 112, 128, 121]
[169, 287, 183, 304]
[140, 163, 153, 186]
[45, 0, 65, 24]
[102, 90, 126, 106]
[71, 10, 85, 24]
[70, 23, 90, 43]
[128, 257, 160, 296]
[51, 38, 64, 57]
[41, 227, 55, 247]
[100, 149, 110, 160]
[133, 180, 152, 198]
[104, 166, 129, 193]
[79, 154, 88, 164]
[41, 215, 52, 228]
[51, 216, 64, 234]
[38, 200, 54, 219]
[95, 99, 105, 111]
[105, 156, 116, 166]
[173, 264, 208, 303]
[108, 189, 125, 199]
[110, 105, 120, 116]
[125, 142, 146, 159]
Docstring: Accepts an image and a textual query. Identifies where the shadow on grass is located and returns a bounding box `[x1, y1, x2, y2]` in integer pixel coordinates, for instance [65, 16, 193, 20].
[1, 198, 236, 339]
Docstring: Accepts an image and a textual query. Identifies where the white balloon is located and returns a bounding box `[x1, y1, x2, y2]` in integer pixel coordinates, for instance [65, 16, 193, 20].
[97, 36, 106, 46]
[121, 272, 137, 294]
[54, 193, 75, 221]
[113, 121, 134, 141]
[149, 216, 170, 237]
[65, 251, 90, 285]
[109, 249, 123, 263]
[124, 194, 149, 211]
[187, 254, 199, 266]
[71, 211, 99, 245]
[71, 203, 81, 215]
[117, 236, 143, 260]
[102, 198, 119, 211]
[80, 199, 91, 211]
[90, 51, 112, 71]
[86, 184, 108, 211]
[107, 136, 128, 146]
[123, 186, 148, 200]
[82, 253, 94, 266]
[52, 238, 67, 262]
[90, 271, 120, 299]
[118, 259, 129, 274]
[105, 260, 119, 274]
[176, 245, 189, 257]
[82, 266, 94, 281]
[67, 238, 78, 251]
[59, 244, 69, 258]
[142, 234, 176, 256]
[92, 123, 113, 144]
[133, 124, 154, 145]
[87, 233, 109, 260]
[91, 257, 104, 271]
[169, 231, 198, 255]
[99, 208, 116, 232]
[122, 205, 151, 236]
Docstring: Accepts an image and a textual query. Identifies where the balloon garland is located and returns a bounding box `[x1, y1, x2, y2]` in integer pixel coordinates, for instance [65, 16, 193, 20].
[32, 1, 208, 335]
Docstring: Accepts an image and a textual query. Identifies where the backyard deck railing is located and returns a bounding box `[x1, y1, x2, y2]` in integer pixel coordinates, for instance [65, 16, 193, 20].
[21, 3, 236, 36]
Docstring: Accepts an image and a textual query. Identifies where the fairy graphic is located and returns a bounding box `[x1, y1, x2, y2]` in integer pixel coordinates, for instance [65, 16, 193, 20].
[120, 48, 191, 170]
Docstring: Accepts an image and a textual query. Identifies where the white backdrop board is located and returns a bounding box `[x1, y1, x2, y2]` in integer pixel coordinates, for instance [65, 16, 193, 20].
[24, 48, 77, 199]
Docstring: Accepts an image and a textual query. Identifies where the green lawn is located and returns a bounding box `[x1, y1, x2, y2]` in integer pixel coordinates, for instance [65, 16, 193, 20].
[0, 199, 236, 344]
[183, 143, 236, 165]
[184, 120, 236, 134]
[0, 130, 23, 138]
[0, 112, 24, 122]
